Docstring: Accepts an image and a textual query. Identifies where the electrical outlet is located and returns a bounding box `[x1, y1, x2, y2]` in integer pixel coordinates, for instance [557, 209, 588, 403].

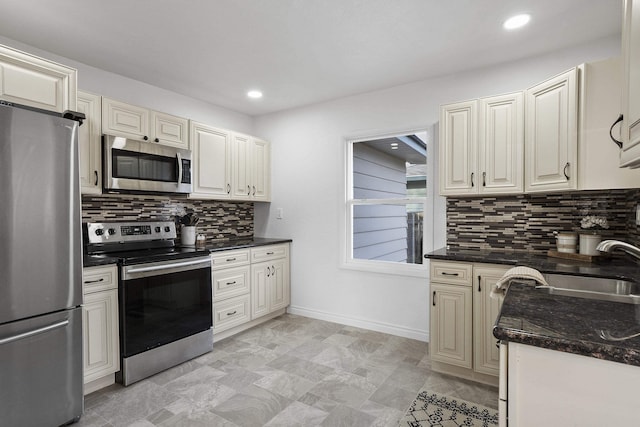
[636, 204, 640, 226]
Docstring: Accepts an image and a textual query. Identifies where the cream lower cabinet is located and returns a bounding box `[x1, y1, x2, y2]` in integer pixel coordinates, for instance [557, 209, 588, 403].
[211, 243, 290, 342]
[82, 264, 120, 395]
[430, 260, 506, 386]
[0, 43, 77, 113]
[211, 248, 251, 335]
[251, 244, 290, 319]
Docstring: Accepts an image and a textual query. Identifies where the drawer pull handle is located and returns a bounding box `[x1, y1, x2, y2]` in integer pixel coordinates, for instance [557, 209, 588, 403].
[84, 278, 104, 284]
[227, 310, 237, 316]
[266, 252, 274, 255]
[432, 291, 436, 306]
[226, 281, 237, 286]
[478, 275, 482, 292]
[226, 257, 237, 262]
[441, 272, 459, 277]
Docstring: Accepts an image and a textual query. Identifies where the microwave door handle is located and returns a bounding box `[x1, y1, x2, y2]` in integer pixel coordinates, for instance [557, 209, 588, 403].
[176, 152, 183, 185]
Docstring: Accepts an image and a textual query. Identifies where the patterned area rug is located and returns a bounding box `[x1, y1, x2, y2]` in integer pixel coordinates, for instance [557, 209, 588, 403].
[399, 390, 499, 427]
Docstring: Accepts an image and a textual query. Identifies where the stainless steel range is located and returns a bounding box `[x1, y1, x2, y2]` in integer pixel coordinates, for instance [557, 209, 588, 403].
[85, 221, 212, 386]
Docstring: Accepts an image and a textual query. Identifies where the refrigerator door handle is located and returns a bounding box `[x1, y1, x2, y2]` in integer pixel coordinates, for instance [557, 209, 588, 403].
[0, 320, 69, 345]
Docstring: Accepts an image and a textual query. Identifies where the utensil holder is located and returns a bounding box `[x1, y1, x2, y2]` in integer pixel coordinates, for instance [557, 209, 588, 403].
[181, 226, 196, 247]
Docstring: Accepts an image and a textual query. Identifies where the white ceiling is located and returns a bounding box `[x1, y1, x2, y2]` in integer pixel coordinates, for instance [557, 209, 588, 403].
[0, 0, 622, 116]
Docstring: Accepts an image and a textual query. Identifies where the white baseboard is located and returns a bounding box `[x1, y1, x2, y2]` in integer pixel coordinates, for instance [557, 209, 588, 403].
[287, 305, 429, 342]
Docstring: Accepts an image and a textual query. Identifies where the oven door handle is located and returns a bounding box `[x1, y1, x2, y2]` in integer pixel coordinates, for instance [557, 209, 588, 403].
[125, 258, 210, 275]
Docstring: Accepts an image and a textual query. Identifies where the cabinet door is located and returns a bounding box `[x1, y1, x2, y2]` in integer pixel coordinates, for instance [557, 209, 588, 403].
[102, 97, 149, 140]
[189, 121, 231, 198]
[82, 289, 119, 384]
[0, 44, 76, 113]
[252, 138, 271, 201]
[430, 283, 472, 369]
[525, 68, 578, 192]
[77, 91, 102, 195]
[439, 100, 478, 195]
[269, 258, 290, 312]
[150, 110, 189, 149]
[478, 92, 524, 194]
[473, 266, 508, 376]
[251, 262, 270, 319]
[621, 0, 640, 167]
[231, 133, 253, 200]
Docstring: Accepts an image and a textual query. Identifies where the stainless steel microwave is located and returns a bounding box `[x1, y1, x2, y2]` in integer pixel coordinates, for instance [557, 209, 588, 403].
[103, 135, 193, 194]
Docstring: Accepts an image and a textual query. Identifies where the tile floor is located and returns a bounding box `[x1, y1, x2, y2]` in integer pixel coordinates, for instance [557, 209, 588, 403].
[78, 314, 498, 427]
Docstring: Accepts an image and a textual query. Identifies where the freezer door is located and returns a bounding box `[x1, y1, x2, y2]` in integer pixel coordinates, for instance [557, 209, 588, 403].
[0, 308, 83, 426]
[0, 104, 82, 324]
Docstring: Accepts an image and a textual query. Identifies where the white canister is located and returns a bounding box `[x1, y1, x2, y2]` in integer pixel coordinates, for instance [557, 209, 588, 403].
[579, 233, 602, 256]
[181, 226, 196, 247]
[556, 232, 577, 253]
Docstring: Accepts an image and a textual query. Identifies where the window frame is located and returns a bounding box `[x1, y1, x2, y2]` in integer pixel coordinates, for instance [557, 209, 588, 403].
[342, 127, 435, 277]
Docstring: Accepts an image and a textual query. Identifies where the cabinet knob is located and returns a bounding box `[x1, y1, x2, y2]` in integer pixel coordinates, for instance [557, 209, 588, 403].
[143, 135, 149, 141]
[154, 137, 159, 143]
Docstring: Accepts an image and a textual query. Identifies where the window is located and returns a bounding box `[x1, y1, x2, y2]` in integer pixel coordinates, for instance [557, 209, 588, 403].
[344, 129, 434, 276]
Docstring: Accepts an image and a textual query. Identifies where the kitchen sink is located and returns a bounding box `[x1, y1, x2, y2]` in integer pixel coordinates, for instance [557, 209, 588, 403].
[539, 273, 640, 304]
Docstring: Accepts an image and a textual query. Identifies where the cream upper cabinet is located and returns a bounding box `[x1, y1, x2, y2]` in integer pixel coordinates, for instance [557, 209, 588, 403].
[189, 121, 232, 198]
[439, 100, 478, 195]
[102, 97, 188, 148]
[77, 91, 102, 195]
[578, 58, 640, 189]
[621, 0, 640, 168]
[478, 92, 524, 194]
[524, 68, 578, 192]
[0, 44, 77, 113]
[440, 93, 523, 196]
[231, 134, 271, 201]
[473, 265, 507, 377]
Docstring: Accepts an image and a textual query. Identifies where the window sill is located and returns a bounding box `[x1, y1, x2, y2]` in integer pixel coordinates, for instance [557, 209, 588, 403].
[341, 259, 427, 278]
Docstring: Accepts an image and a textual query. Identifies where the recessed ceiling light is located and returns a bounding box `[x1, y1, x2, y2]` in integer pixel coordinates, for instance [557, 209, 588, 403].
[247, 90, 263, 99]
[503, 14, 531, 30]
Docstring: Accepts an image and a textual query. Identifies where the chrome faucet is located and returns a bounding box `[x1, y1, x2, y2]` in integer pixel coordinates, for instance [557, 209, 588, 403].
[596, 240, 640, 261]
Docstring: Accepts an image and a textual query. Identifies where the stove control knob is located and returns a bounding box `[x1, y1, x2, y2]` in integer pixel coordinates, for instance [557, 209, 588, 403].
[95, 228, 104, 236]
[155, 226, 161, 233]
[108, 228, 116, 236]
[164, 226, 171, 233]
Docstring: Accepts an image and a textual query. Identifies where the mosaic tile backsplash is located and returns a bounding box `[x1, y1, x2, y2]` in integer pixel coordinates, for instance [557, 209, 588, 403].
[446, 189, 640, 252]
[82, 195, 254, 241]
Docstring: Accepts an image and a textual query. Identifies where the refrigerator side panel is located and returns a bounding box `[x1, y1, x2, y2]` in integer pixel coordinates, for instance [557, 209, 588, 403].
[0, 307, 83, 426]
[0, 104, 82, 324]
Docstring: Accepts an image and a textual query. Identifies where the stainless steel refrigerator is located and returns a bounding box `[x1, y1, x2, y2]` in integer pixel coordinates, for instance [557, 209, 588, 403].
[0, 102, 84, 426]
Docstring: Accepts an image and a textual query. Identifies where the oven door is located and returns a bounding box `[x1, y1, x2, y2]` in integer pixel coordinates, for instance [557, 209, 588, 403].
[120, 256, 211, 358]
[103, 135, 192, 194]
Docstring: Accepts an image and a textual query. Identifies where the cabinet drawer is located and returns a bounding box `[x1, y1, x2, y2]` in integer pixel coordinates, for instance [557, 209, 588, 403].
[251, 244, 289, 262]
[213, 265, 250, 301]
[430, 261, 473, 286]
[213, 294, 251, 333]
[211, 249, 250, 270]
[83, 265, 118, 294]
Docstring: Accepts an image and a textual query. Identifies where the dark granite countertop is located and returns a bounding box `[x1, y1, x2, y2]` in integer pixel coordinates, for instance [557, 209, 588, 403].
[426, 247, 640, 367]
[493, 282, 640, 366]
[83, 237, 292, 268]
[426, 247, 640, 282]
